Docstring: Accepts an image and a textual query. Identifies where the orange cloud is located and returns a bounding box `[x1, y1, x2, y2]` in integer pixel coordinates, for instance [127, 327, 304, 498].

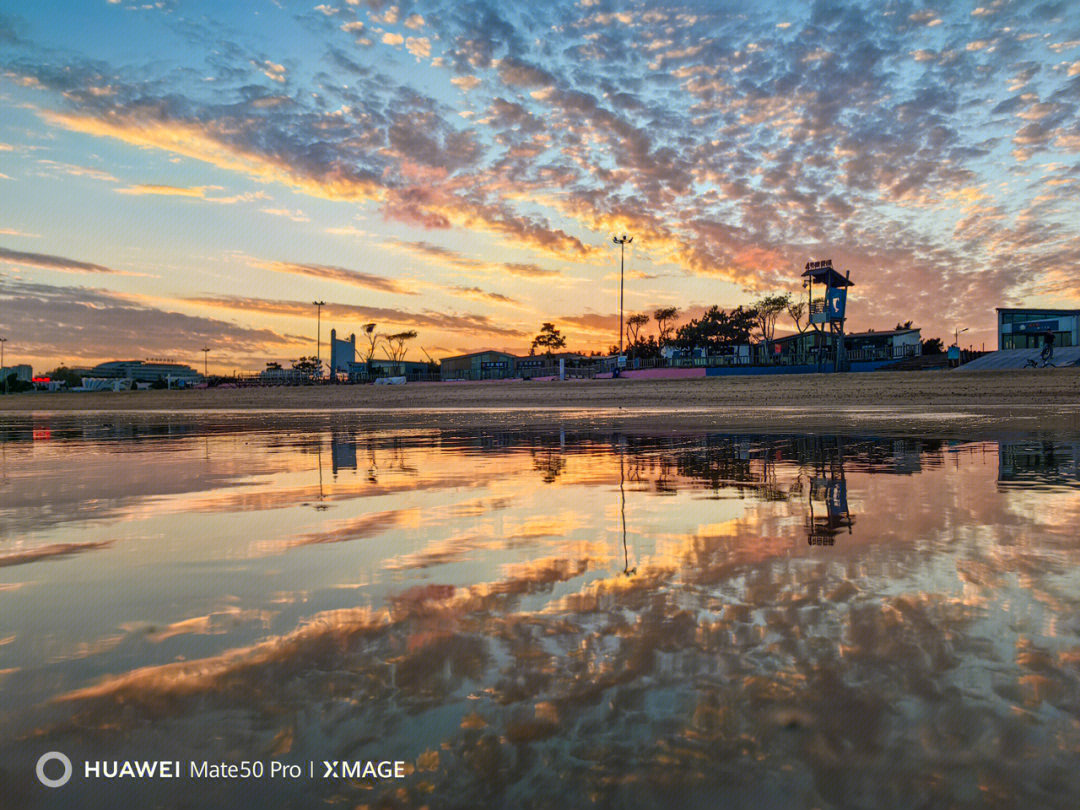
[250, 258, 417, 295]
[38, 107, 383, 202]
[115, 183, 220, 197]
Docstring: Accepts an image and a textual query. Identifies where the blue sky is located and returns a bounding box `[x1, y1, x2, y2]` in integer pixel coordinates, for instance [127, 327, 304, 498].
[2, 0, 1080, 371]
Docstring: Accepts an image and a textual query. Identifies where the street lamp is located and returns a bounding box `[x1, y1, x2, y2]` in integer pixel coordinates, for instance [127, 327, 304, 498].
[954, 326, 968, 348]
[201, 347, 210, 378]
[0, 337, 7, 395]
[313, 300, 326, 379]
[612, 234, 633, 355]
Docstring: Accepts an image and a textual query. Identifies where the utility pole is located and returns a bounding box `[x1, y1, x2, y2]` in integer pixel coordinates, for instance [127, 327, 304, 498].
[313, 300, 326, 380]
[612, 234, 632, 355]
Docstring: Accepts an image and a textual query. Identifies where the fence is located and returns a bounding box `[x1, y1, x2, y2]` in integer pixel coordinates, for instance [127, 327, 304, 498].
[611, 344, 917, 371]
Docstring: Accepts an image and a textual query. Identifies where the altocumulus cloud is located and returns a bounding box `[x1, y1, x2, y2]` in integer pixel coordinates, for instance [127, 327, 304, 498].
[3, 0, 1080, 346]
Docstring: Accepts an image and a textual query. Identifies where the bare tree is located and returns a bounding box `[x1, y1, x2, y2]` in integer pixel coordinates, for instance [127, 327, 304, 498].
[383, 330, 418, 362]
[361, 323, 381, 365]
[787, 300, 807, 334]
[625, 312, 650, 348]
[752, 293, 791, 350]
[653, 306, 679, 345]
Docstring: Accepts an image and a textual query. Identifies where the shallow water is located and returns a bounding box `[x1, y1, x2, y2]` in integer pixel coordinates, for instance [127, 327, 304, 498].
[2, 414, 1080, 809]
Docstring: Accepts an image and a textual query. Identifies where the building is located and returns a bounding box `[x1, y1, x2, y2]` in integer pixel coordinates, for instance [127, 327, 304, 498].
[997, 308, 1079, 350]
[440, 350, 518, 381]
[257, 366, 308, 384]
[328, 328, 434, 381]
[328, 329, 357, 376]
[773, 327, 921, 363]
[515, 352, 590, 378]
[843, 328, 922, 359]
[0, 364, 33, 383]
[367, 359, 434, 382]
[89, 360, 201, 383]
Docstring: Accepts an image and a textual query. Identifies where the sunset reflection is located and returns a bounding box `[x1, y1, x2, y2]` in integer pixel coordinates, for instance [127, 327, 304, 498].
[2, 416, 1079, 808]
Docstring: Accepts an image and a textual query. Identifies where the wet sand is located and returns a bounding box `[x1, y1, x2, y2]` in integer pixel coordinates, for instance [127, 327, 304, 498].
[3, 368, 1079, 438]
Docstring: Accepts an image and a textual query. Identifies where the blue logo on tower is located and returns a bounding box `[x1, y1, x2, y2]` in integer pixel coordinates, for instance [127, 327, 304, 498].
[825, 288, 847, 321]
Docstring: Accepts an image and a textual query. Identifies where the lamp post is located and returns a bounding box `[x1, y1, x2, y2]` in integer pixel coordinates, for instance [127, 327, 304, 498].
[0, 337, 6, 395]
[954, 326, 968, 349]
[201, 347, 210, 378]
[612, 234, 632, 355]
[313, 300, 326, 379]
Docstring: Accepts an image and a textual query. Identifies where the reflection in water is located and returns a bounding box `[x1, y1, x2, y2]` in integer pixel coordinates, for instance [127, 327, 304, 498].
[999, 440, 1080, 488]
[805, 437, 854, 545]
[1, 415, 1080, 809]
[620, 447, 636, 576]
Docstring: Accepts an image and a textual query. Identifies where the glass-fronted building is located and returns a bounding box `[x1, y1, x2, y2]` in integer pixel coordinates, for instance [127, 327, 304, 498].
[997, 309, 1080, 350]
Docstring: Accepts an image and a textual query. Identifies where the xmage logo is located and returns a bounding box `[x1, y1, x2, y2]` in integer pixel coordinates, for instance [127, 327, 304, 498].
[321, 760, 407, 779]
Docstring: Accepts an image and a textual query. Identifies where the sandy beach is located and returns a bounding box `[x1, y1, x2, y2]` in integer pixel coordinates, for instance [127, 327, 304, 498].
[3, 368, 1079, 438]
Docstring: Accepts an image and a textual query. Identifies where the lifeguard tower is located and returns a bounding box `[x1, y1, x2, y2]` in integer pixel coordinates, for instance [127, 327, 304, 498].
[802, 259, 853, 372]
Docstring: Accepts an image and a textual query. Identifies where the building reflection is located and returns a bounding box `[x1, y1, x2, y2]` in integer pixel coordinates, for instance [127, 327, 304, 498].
[998, 440, 1080, 487]
[330, 429, 357, 475]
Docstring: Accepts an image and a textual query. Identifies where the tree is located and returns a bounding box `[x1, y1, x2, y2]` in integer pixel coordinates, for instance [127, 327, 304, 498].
[361, 323, 381, 365]
[674, 305, 756, 353]
[653, 306, 679, 345]
[46, 366, 82, 388]
[383, 330, 418, 363]
[292, 356, 322, 375]
[625, 313, 650, 352]
[531, 322, 566, 355]
[787, 300, 807, 334]
[265, 361, 282, 371]
[922, 337, 944, 355]
[752, 293, 791, 351]
[894, 320, 914, 330]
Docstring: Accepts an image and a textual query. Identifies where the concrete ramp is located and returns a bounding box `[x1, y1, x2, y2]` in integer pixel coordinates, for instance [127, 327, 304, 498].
[959, 347, 1080, 371]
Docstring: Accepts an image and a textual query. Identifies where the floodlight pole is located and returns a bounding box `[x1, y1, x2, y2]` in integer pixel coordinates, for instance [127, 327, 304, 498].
[201, 347, 210, 378]
[612, 234, 633, 355]
[313, 300, 326, 379]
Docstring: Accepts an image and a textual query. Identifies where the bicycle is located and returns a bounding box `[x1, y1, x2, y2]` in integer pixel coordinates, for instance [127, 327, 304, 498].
[1024, 343, 1055, 368]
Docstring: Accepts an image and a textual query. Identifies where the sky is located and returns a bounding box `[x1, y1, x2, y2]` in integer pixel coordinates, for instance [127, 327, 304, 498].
[2, 0, 1080, 373]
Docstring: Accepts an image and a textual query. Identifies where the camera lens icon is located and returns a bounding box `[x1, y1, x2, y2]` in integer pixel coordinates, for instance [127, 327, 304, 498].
[36, 752, 73, 788]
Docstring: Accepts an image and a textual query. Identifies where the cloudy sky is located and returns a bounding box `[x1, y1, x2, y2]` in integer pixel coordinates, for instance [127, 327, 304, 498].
[2, 0, 1080, 372]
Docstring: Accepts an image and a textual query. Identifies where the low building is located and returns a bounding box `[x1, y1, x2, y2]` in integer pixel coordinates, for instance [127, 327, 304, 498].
[1, 364, 33, 383]
[844, 328, 921, 359]
[89, 360, 202, 384]
[997, 308, 1079, 350]
[257, 366, 308, 384]
[367, 359, 435, 382]
[773, 328, 921, 362]
[515, 352, 591, 378]
[440, 350, 518, 381]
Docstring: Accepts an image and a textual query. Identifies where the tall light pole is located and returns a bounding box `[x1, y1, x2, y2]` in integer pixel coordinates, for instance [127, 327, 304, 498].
[0, 337, 7, 395]
[313, 300, 326, 379]
[201, 347, 210, 378]
[954, 326, 968, 348]
[612, 234, 632, 354]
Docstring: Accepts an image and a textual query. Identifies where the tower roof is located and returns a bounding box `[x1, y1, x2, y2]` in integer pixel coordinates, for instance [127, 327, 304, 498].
[801, 259, 853, 287]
